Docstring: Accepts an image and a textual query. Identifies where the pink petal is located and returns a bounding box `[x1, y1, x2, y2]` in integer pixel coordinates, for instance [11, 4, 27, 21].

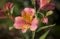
[30, 25, 38, 31]
[41, 17, 48, 24]
[14, 23, 22, 29]
[43, 2, 55, 11]
[21, 29, 27, 33]
[30, 18, 38, 31]
[32, 18, 38, 25]
[40, 0, 50, 9]
[21, 8, 35, 16]
[14, 16, 25, 29]
[3, 2, 13, 10]
[8, 2, 13, 9]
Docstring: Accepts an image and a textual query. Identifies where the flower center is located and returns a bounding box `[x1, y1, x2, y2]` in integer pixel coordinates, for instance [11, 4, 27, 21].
[21, 24, 30, 30]
[22, 13, 33, 23]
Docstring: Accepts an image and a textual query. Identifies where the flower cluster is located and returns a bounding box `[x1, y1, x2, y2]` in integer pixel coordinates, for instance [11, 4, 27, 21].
[0, 2, 13, 19]
[3, 2, 13, 12]
[0, 0, 56, 39]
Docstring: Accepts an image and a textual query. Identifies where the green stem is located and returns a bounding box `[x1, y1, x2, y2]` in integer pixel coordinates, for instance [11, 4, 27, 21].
[24, 33, 29, 39]
[37, 24, 55, 32]
[25, 35, 29, 39]
[37, 9, 44, 17]
[32, 31, 35, 39]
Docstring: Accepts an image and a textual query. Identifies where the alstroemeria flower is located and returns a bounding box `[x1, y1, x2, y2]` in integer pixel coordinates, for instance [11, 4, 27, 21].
[41, 16, 48, 24]
[41, 2, 55, 11]
[40, 0, 50, 9]
[3, 2, 13, 12]
[14, 8, 38, 33]
[21, 8, 35, 23]
[37, 0, 55, 11]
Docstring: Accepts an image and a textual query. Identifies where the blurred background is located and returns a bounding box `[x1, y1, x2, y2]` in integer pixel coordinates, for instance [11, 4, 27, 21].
[0, 0, 60, 39]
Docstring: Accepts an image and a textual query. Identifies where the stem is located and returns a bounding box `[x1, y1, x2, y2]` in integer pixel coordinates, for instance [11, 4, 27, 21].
[32, 31, 35, 39]
[37, 9, 40, 13]
[36, 24, 55, 32]
[39, 13, 44, 17]
[24, 33, 29, 39]
[37, 9, 44, 17]
[25, 35, 29, 39]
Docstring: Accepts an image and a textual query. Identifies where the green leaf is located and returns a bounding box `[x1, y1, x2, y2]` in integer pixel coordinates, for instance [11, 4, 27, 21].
[32, 31, 35, 39]
[10, 6, 15, 14]
[37, 24, 55, 32]
[9, 26, 14, 30]
[39, 30, 50, 39]
[46, 11, 53, 16]
[24, 33, 29, 39]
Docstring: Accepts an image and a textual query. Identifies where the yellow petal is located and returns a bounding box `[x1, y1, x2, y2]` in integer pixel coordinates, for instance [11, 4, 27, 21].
[22, 13, 33, 23]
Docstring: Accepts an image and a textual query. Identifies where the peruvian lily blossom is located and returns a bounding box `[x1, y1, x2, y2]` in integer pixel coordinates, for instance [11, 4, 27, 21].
[3, 2, 13, 12]
[14, 8, 38, 33]
[37, 0, 55, 11]
[40, 2, 55, 11]
[40, 0, 50, 9]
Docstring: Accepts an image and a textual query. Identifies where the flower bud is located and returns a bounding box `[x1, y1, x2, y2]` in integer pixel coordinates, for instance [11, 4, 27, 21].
[3, 2, 13, 11]
[41, 17, 48, 24]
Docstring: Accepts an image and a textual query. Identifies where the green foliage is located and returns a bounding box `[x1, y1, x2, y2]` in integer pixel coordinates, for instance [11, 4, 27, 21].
[37, 24, 55, 32]
[10, 6, 15, 15]
[39, 30, 50, 39]
[46, 11, 53, 16]
[0, 0, 7, 9]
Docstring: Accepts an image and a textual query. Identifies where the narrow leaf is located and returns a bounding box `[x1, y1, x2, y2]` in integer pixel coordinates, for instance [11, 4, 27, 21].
[10, 6, 14, 14]
[39, 30, 50, 39]
[37, 24, 55, 32]
[9, 26, 14, 30]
